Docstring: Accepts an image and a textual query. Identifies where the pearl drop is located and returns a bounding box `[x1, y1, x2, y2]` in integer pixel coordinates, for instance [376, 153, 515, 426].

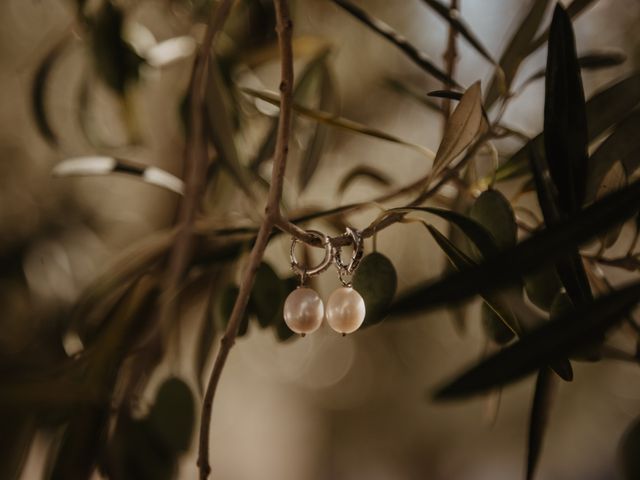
[283, 287, 324, 335]
[325, 287, 366, 334]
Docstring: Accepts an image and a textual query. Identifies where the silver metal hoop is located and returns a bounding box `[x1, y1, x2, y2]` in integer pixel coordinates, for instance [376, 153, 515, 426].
[290, 230, 333, 281]
[333, 227, 364, 275]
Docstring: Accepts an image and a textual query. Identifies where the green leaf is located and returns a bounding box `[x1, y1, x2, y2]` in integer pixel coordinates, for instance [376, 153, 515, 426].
[620, 417, 640, 480]
[391, 179, 640, 315]
[469, 189, 517, 249]
[586, 110, 640, 201]
[243, 87, 434, 159]
[420, 0, 497, 65]
[338, 166, 392, 195]
[430, 81, 486, 181]
[485, 0, 550, 109]
[219, 285, 250, 337]
[251, 263, 286, 328]
[433, 280, 640, 399]
[147, 377, 195, 453]
[90, 2, 142, 94]
[526, 368, 557, 480]
[330, 0, 459, 87]
[32, 36, 70, 145]
[385, 206, 499, 257]
[428, 89, 464, 101]
[495, 70, 640, 184]
[524, 265, 563, 311]
[352, 253, 397, 327]
[544, 4, 589, 215]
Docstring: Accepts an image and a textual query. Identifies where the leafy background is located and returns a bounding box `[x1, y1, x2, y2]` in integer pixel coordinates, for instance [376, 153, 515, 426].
[2, 0, 640, 479]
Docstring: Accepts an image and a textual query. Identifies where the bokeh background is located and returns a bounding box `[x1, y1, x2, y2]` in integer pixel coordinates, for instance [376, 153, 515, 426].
[2, 0, 640, 479]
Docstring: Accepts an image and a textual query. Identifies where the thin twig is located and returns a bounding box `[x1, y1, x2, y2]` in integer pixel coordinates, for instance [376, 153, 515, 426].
[197, 1, 294, 478]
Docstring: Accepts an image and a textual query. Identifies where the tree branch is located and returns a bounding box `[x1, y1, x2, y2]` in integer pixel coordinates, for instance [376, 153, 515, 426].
[197, 1, 294, 478]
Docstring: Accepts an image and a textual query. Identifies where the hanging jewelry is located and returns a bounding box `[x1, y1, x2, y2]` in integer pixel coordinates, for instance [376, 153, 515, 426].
[326, 227, 366, 335]
[283, 230, 333, 336]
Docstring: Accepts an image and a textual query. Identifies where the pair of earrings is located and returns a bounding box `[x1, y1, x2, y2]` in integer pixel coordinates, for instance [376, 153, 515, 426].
[283, 228, 366, 336]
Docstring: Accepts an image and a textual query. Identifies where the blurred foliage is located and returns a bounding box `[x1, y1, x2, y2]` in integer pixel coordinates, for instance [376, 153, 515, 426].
[3, 0, 640, 479]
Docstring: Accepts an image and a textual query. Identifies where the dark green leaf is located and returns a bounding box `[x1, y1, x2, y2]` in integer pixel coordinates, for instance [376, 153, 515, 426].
[469, 189, 517, 249]
[544, 4, 589, 215]
[420, 0, 497, 65]
[338, 166, 392, 195]
[485, 0, 550, 108]
[32, 37, 70, 145]
[220, 285, 250, 337]
[620, 417, 640, 480]
[147, 377, 195, 453]
[90, 2, 142, 93]
[391, 179, 640, 315]
[330, 0, 459, 87]
[434, 280, 640, 399]
[275, 277, 298, 341]
[251, 263, 286, 328]
[496, 71, 640, 183]
[352, 252, 397, 327]
[526, 368, 557, 480]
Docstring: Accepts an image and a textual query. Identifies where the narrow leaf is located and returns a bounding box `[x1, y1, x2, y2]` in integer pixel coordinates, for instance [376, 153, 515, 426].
[526, 368, 557, 480]
[330, 0, 459, 87]
[352, 253, 398, 327]
[428, 89, 464, 101]
[544, 4, 589, 215]
[243, 87, 434, 159]
[391, 179, 640, 315]
[469, 189, 517, 249]
[434, 280, 640, 399]
[430, 81, 486, 181]
[485, 0, 551, 108]
[420, 0, 497, 65]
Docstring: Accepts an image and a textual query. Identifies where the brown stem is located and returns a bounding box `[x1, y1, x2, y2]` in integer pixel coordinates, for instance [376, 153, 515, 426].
[441, 0, 459, 119]
[197, 1, 294, 478]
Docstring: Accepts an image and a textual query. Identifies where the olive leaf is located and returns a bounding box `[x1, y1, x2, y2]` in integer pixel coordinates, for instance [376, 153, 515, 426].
[485, 0, 550, 109]
[482, 304, 515, 344]
[433, 280, 640, 400]
[146, 377, 195, 453]
[429, 81, 486, 181]
[251, 263, 287, 328]
[524, 265, 563, 311]
[243, 87, 434, 159]
[391, 178, 640, 315]
[526, 368, 557, 480]
[32, 36, 71, 145]
[353, 252, 398, 327]
[620, 417, 640, 480]
[420, 0, 497, 65]
[338, 166, 392, 195]
[330, 0, 459, 87]
[469, 189, 517, 250]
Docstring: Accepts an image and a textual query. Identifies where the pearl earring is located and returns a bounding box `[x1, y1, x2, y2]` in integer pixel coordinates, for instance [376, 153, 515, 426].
[326, 228, 366, 335]
[283, 230, 333, 336]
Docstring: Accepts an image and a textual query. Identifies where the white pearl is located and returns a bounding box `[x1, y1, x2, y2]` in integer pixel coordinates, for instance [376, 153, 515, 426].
[283, 287, 324, 335]
[325, 287, 366, 334]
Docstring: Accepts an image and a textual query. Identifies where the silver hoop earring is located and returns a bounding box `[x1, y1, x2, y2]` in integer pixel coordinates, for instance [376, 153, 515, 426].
[283, 230, 332, 336]
[326, 228, 366, 335]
